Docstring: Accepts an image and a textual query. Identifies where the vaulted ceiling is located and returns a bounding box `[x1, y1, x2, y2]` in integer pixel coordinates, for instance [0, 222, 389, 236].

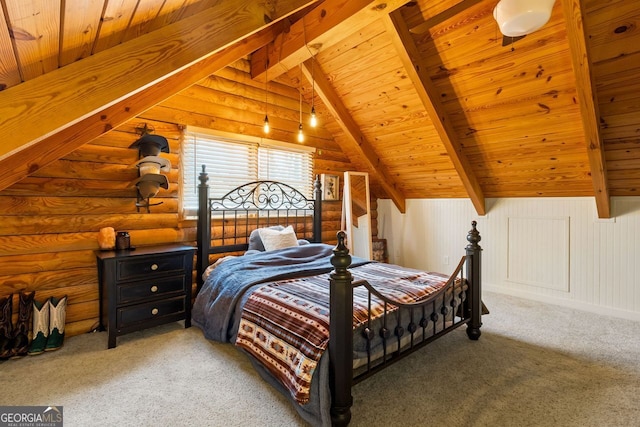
[0, 0, 638, 218]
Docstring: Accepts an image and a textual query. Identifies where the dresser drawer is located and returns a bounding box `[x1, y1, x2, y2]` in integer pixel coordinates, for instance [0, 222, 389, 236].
[96, 244, 195, 348]
[117, 275, 185, 305]
[116, 253, 185, 281]
[117, 296, 185, 328]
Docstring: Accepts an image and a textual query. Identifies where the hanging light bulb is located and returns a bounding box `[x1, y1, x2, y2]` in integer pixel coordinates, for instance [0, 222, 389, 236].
[309, 56, 317, 128]
[263, 46, 270, 135]
[263, 115, 270, 134]
[297, 76, 304, 143]
[309, 106, 317, 128]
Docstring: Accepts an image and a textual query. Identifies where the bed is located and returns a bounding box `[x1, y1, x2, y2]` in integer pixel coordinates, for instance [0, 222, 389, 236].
[192, 166, 484, 426]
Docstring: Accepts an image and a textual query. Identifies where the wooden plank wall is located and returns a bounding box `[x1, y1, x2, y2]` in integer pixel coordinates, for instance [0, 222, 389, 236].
[0, 59, 376, 339]
[0, 122, 187, 338]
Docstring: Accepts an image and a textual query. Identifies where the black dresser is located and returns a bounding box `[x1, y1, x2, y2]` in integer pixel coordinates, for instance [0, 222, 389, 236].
[96, 244, 195, 348]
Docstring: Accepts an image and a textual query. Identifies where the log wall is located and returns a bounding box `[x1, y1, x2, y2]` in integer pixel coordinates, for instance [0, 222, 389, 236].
[0, 60, 375, 340]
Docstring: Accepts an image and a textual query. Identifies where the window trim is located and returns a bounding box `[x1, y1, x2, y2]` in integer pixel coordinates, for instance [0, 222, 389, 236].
[185, 127, 315, 153]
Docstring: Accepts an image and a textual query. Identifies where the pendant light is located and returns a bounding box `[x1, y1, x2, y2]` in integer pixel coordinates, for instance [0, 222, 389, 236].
[297, 90, 304, 143]
[302, 18, 318, 129]
[297, 62, 305, 143]
[263, 109, 270, 134]
[309, 56, 317, 128]
[309, 107, 317, 128]
[263, 46, 270, 134]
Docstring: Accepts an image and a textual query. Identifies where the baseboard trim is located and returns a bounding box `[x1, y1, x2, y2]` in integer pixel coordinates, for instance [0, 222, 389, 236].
[484, 283, 640, 323]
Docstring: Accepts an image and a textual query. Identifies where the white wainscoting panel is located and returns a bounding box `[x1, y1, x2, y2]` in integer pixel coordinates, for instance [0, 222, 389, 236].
[377, 196, 640, 321]
[507, 217, 569, 291]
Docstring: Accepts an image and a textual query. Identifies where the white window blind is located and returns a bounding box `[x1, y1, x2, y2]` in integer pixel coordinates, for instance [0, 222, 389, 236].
[258, 147, 313, 195]
[182, 129, 313, 216]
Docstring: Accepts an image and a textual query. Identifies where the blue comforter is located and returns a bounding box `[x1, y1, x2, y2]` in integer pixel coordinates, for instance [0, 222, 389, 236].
[191, 243, 370, 427]
[192, 243, 368, 342]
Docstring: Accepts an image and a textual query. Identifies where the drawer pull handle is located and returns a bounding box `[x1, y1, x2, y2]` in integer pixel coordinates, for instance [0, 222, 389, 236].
[151, 264, 158, 271]
[151, 308, 159, 315]
[150, 285, 158, 293]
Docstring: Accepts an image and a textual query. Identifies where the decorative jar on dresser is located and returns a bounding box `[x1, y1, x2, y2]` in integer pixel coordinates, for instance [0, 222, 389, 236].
[95, 244, 195, 348]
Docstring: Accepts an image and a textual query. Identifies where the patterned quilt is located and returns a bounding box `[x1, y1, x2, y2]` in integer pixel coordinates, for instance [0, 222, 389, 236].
[235, 262, 451, 404]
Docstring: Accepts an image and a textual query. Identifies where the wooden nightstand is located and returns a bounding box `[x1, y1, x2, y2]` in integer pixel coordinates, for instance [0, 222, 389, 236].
[95, 244, 195, 348]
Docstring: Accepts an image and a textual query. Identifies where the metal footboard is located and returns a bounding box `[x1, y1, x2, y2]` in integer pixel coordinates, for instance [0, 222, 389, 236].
[353, 255, 468, 382]
[329, 221, 483, 426]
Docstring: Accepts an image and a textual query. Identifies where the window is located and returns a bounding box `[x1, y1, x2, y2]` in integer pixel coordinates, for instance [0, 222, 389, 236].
[182, 128, 314, 216]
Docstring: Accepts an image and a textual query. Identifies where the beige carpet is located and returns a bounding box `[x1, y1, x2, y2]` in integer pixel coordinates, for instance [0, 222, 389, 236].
[1, 291, 639, 427]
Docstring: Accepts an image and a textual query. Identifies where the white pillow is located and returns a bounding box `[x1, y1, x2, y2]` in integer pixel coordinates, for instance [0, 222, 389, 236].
[247, 225, 283, 251]
[258, 225, 299, 251]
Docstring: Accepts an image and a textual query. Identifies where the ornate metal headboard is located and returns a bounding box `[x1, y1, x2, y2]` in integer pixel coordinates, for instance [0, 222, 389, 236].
[196, 165, 322, 292]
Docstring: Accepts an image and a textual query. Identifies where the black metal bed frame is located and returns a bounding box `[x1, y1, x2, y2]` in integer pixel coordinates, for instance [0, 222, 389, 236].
[195, 166, 483, 426]
[195, 165, 322, 292]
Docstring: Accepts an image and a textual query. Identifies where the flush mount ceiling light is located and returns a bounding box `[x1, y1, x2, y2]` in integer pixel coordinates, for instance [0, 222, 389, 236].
[493, 0, 556, 37]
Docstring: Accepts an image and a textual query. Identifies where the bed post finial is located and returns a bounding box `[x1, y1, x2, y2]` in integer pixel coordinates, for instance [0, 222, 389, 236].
[332, 231, 351, 268]
[199, 165, 208, 186]
[465, 221, 483, 341]
[466, 220, 481, 249]
[329, 230, 353, 426]
[313, 175, 322, 243]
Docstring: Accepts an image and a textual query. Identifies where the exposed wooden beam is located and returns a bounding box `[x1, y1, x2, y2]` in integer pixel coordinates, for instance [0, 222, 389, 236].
[251, 0, 409, 82]
[561, 0, 610, 218]
[409, 0, 484, 34]
[300, 59, 406, 213]
[382, 11, 486, 215]
[0, 30, 276, 193]
[0, 0, 318, 191]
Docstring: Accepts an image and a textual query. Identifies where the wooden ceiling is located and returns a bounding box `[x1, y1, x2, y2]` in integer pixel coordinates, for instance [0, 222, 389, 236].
[0, 0, 638, 218]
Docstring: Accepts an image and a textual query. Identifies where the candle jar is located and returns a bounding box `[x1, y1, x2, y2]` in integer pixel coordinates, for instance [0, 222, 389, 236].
[116, 231, 131, 250]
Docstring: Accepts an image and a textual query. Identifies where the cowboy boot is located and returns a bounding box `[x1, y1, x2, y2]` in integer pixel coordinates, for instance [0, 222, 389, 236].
[28, 298, 50, 356]
[10, 291, 35, 359]
[0, 294, 12, 359]
[45, 296, 67, 351]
